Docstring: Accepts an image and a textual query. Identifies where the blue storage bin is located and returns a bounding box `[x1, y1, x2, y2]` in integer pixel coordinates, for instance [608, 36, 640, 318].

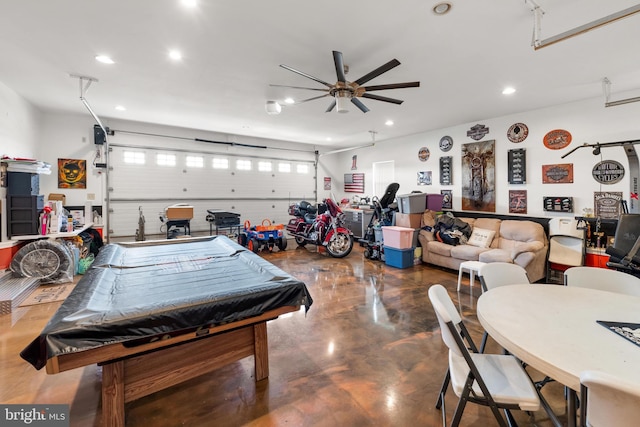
[384, 246, 414, 269]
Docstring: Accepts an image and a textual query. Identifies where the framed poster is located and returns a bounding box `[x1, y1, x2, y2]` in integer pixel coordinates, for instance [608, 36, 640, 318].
[324, 177, 331, 190]
[440, 156, 452, 185]
[509, 190, 527, 214]
[594, 192, 623, 219]
[417, 171, 432, 185]
[508, 149, 526, 184]
[542, 164, 573, 184]
[58, 158, 87, 189]
[441, 190, 453, 209]
[461, 140, 495, 212]
[344, 173, 364, 193]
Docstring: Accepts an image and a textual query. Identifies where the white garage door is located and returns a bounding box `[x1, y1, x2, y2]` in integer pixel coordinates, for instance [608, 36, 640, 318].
[107, 143, 316, 238]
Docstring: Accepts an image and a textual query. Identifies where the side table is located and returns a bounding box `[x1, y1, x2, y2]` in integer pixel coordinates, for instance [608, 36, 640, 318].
[457, 260, 486, 296]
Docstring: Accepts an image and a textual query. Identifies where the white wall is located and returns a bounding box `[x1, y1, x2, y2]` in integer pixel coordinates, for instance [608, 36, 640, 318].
[319, 95, 640, 218]
[0, 80, 42, 157]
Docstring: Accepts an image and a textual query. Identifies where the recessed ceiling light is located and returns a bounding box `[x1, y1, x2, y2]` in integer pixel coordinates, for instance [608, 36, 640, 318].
[115, 105, 126, 111]
[502, 86, 516, 95]
[433, 2, 452, 15]
[95, 55, 114, 64]
[181, 0, 197, 8]
[169, 50, 182, 61]
[326, 137, 332, 141]
[385, 120, 394, 126]
[284, 98, 295, 104]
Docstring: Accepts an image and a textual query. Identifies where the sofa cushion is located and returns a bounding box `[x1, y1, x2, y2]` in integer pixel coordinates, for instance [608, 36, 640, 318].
[479, 249, 514, 263]
[450, 244, 491, 261]
[468, 227, 496, 248]
[472, 218, 502, 248]
[427, 241, 454, 257]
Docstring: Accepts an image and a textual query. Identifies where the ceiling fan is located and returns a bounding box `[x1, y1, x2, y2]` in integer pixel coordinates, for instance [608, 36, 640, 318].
[271, 51, 420, 113]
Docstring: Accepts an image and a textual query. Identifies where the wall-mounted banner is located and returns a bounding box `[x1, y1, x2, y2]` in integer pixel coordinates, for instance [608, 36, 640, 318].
[592, 160, 625, 185]
[542, 163, 573, 183]
[344, 173, 364, 193]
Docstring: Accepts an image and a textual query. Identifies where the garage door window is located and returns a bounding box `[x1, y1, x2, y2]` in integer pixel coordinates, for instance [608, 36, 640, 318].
[186, 156, 204, 168]
[278, 163, 291, 173]
[212, 157, 229, 169]
[123, 151, 145, 165]
[157, 153, 176, 166]
[296, 164, 309, 174]
[258, 161, 272, 172]
[236, 159, 252, 171]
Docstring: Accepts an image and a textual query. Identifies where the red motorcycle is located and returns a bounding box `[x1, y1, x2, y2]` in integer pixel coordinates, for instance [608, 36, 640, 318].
[286, 198, 354, 258]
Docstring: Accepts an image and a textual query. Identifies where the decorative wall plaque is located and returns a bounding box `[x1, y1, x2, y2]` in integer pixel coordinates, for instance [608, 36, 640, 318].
[592, 160, 625, 185]
[467, 124, 490, 141]
[440, 156, 452, 185]
[543, 196, 573, 212]
[418, 147, 430, 162]
[461, 140, 495, 212]
[441, 190, 453, 209]
[344, 173, 364, 193]
[507, 123, 529, 143]
[509, 190, 527, 214]
[417, 171, 432, 185]
[439, 136, 453, 152]
[594, 191, 623, 219]
[543, 129, 572, 150]
[508, 148, 526, 184]
[542, 163, 574, 183]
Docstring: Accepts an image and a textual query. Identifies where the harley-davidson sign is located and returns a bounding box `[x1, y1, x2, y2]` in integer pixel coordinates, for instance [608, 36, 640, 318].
[592, 160, 625, 185]
[542, 164, 574, 183]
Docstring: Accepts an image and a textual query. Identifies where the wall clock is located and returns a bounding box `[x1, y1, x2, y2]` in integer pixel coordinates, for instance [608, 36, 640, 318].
[439, 136, 453, 152]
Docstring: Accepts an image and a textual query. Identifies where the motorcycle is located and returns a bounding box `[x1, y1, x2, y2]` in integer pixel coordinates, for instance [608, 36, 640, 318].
[285, 198, 354, 258]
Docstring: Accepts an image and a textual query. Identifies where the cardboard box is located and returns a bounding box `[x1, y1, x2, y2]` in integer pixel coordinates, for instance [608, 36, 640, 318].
[166, 205, 194, 220]
[395, 213, 422, 229]
[48, 193, 66, 205]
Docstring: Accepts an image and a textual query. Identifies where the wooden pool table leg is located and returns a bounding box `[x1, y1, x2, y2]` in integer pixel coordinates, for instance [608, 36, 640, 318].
[102, 360, 125, 427]
[254, 321, 269, 381]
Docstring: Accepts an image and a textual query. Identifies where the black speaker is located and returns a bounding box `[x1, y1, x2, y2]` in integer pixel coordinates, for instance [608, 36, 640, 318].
[94, 124, 106, 145]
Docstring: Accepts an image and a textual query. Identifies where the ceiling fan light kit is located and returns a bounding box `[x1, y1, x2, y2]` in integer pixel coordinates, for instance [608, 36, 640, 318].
[271, 50, 420, 114]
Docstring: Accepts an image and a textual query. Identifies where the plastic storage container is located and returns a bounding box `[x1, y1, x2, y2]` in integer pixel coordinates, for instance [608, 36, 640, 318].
[382, 226, 415, 249]
[384, 246, 414, 269]
[397, 193, 427, 213]
[426, 194, 445, 211]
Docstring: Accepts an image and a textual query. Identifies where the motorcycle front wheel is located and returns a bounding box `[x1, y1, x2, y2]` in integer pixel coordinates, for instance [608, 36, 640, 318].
[325, 232, 353, 258]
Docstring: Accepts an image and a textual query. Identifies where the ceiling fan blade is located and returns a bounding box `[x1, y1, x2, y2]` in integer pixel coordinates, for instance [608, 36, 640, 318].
[353, 59, 401, 86]
[362, 82, 420, 91]
[279, 64, 334, 88]
[351, 97, 370, 113]
[361, 93, 404, 105]
[297, 94, 330, 104]
[269, 84, 329, 92]
[333, 51, 347, 83]
[325, 100, 336, 112]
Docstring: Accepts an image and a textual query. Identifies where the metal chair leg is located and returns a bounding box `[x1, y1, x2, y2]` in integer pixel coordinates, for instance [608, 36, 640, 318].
[436, 369, 450, 409]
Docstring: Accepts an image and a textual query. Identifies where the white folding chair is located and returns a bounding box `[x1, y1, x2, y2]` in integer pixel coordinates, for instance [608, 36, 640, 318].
[547, 218, 585, 283]
[564, 266, 640, 296]
[580, 371, 640, 427]
[477, 262, 530, 352]
[428, 284, 540, 427]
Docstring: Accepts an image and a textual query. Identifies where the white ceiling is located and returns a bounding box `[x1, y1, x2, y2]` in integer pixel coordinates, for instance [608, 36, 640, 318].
[1, 0, 639, 149]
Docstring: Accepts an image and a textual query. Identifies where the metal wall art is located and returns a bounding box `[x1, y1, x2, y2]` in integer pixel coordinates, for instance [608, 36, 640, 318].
[461, 140, 495, 212]
[507, 123, 529, 143]
[542, 163, 574, 183]
[418, 147, 430, 162]
[543, 129, 572, 150]
[594, 191, 623, 219]
[441, 190, 453, 209]
[439, 136, 453, 152]
[509, 190, 527, 214]
[508, 148, 526, 184]
[417, 171, 432, 185]
[467, 124, 490, 141]
[592, 160, 625, 184]
[440, 156, 452, 185]
[543, 196, 573, 212]
[344, 173, 364, 193]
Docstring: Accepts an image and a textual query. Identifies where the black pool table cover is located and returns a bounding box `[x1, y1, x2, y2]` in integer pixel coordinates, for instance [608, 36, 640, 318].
[21, 236, 312, 370]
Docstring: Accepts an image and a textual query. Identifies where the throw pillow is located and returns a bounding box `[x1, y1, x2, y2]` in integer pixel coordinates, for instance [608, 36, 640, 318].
[468, 227, 496, 248]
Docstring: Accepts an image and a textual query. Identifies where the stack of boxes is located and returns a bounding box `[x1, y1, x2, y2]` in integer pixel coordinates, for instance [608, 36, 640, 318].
[382, 226, 416, 268]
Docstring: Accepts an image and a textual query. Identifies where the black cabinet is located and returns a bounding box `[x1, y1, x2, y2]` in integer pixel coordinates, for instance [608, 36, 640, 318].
[8, 195, 44, 237]
[7, 172, 39, 195]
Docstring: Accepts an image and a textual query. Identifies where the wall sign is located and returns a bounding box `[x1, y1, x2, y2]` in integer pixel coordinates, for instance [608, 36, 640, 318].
[439, 136, 453, 152]
[467, 124, 490, 141]
[544, 196, 573, 212]
[507, 123, 529, 143]
[418, 147, 430, 162]
[594, 191, 623, 219]
[508, 148, 526, 184]
[543, 129, 572, 150]
[592, 160, 625, 185]
[344, 173, 364, 193]
[440, 156, 452, 185]
[509, 190, 527, 214]
[542, 163, 574, 183]
[417, 171, 432, 185]
[441, 190, 453, 209]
